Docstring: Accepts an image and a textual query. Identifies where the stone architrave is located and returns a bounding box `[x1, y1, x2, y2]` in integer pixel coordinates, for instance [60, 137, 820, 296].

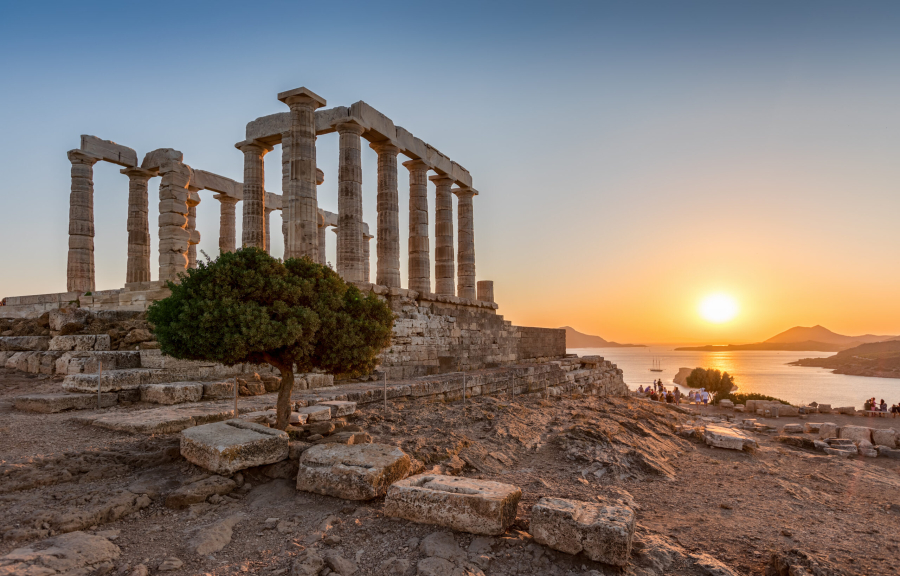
[235, 140, 271, 250]
[430, 174, 455, 295]
[157, 163, 192, 281]
[453, 187, 478, 299]
[404, 159, 431, 294]
[317, 211, 327, 265]
[121, 167, 157, 284]
[66, 150, 100, 292]
[214, 194, 239, 254]
[370, 142, 401, 288]
[186, 187, 201, 269]
[336, 121, 366, 283]
[279, 87, 326, 261]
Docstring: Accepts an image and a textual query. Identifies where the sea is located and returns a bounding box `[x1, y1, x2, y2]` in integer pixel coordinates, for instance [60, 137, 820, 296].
[568, 346, 900, 410]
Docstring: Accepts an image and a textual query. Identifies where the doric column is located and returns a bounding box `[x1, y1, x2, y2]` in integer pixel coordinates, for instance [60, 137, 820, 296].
[121, 167, 157, 284]
[336, 120, 366, 283]
[235, 140, 271, 250]
[214, 194, 239, 254]
[264, 206, 274, 254]
[66, 150, 100, 292]
[186, 187, 201, 269]
[453, 187, 479, 300]
[430, 174, 455, 296]
[370, 142, 401, 288]
[331, 227, 339, 268]
[363, 231, 373, 283]
[317, 211, 327, 265]
[404, 159, 431, 294]
[157, 163, 192, 282]
[477, 280, 494, 303]
[279, 87, 326, 261]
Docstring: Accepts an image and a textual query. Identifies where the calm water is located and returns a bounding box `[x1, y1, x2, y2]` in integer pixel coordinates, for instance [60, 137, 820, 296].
[569, 346, 900, 410]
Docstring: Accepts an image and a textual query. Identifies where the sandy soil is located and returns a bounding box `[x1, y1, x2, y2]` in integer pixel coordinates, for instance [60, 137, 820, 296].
[1, 368, 899, 576]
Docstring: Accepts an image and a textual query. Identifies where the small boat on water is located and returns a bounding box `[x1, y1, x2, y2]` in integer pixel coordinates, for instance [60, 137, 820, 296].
[649, 358, 663, 372]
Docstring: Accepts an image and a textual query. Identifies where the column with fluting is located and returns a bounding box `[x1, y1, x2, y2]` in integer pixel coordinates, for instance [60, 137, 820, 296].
[362, 231, 373, 283]
[157, 163, 192, 281]
[66, 150, 99, 292]
[236, 140, 270, 250]
[404, 159, 431, 294]
[336, 121, 366, 282]
[370, 142, 401, 288]
[430, 175, 455, 295]
[121, 167, 157, 283]
[186, 187, 201, 268]
[454, 187, 479, 300]
[279, 87, 326, 261]
[264, 206, 274, 254]
[214, 194, 239, 253]
[317, 211, 327, 265]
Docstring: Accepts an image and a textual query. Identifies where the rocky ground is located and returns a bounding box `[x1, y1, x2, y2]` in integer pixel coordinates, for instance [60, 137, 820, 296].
[1, 368, 899, 576]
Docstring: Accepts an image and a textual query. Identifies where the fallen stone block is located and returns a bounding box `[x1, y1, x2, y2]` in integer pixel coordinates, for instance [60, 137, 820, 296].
[13, 392, 117, 413]
[384, 474, 521, 535]
[140, 382, 204, 405]
[839, 425, 873, 445]
[296, 443, 411, 500]
[719, 399, 734, 409]
[781, 424, 803, 434]
[858, 440, 878, 458]
[803, 422, 823, 434]
[0, 335, 51, 351]
[191, 515, 243, 555]
[181, 419, 289, 475]
[824, 447, 856, 458]
[62, 369, 149, 393]
[314, 431, 372, 446]
[872, 428, 898, 448]
[733, 404, 745, 413]
[703, 425, 758, 451]
[165, 475, 237, 509]
[818, 423, 838, 439]
[315, 400, 356, 417]
[835, 406, 855, 415]
[816, 404, 832, 413]
[775, 436, 817, 450]
[0, 531, 120, 574]
[297, 404, 331, 422]
[202, 380, 236, 399]
[49, 307, 91, 333]
[531, 496, 635, 566]
[876, 446, 900, 459]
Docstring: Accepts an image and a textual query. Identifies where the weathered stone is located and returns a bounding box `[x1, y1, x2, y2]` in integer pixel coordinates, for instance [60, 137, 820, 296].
[872, 428, 898, 448]
[191, 515, 243, 555]
[317, 400, 356, 417]
[818, 423, 838, 439]
[719, 399, 734, 409]
[292, 550, 326, 576]
[385, 474, 521, 535]
[0, 531, 120, 575]
[203, 380, 236, 399]
[296, 443, 412, 500]
[531, 496, 635, 566]
[816, 404, 832, 413]
[141, 382, 203, 405]
[324, 550, 358, 576]
[703, 425, 758, 451]
[781, 424, 803, 434]
[314, 431, 372, 445]
[297, 404, 331, 422]
[13, 392, 117, 413]
[858, 440, 878, 458]
[0, 336, 51, 351]
[165, 475, 237, 509]
[420, 531, 467, 564]
[835, 406, 855, 415]
[803, 422, 824, 434]
[454, 187, 478, 299]
[877, 446, 900, 459]
[158, 557, 183, 571]
[181, 419, 289, 475]
[48, 307, 91, 334]
[49, 334, 111, 352]
[839, 425, 873, 445]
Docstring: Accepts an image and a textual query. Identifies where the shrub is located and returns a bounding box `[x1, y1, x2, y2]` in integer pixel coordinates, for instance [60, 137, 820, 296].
[684, 367, 735, 397]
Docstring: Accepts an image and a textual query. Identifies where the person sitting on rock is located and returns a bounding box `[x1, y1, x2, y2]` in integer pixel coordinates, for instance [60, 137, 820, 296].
[666, 390, 674, 404]
[879, 399, 887, 413]
[650, 390, 659, 402]
[638, 385, 644, 394]
[864, 399, 872, 413]
[891, 404, 899, 418]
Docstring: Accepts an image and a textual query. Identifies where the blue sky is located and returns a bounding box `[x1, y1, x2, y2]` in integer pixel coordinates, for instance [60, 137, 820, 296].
[1, 1, 899, 342]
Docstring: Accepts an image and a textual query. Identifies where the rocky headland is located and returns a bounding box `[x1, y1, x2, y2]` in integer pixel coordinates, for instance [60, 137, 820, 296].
[789, 340, 900, 379]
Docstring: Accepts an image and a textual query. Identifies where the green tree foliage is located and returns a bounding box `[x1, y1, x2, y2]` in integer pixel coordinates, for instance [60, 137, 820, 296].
[147, 248, 394, 429]
[684, 367, 735, 398]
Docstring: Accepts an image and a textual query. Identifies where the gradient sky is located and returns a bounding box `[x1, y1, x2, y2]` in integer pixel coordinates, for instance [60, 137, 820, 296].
[1, 1, 898, 344]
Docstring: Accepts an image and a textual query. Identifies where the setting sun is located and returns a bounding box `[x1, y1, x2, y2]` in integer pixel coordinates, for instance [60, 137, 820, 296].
[699, 294, 739, 323]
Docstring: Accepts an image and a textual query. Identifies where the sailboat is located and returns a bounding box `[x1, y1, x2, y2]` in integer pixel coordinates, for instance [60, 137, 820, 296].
[649, 358, 663, 372]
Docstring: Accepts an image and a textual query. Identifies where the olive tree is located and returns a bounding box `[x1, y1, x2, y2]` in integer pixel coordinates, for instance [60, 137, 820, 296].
[147, 248, 394, 429]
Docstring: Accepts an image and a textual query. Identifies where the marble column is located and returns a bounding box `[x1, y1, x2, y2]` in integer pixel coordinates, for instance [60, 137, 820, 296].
[404, 159, 431, 294]
[430, 175, 455, 296]
[235, 140, 270, 250]
[66, 150, 100, 292]
[157, 163, 192, 282]
[363, 231, 373, 283]
[264, 206, 274, 254]
[477, 280, 494, 303]
[186, 187, 201, 269]
[215, 194, 239, 254]
[317, 211, 327, 265]
[279, 87, 326, 261]
[336, 121, 366, 283]
[121, 167, 156, 284]
[453, 187, 479, 300]
[331, 227, 339, 269]
[370, 142, 401, 288]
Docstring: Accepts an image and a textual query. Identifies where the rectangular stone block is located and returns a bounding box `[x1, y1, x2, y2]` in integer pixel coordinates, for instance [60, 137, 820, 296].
[13, 392, 118, 413]
[531, 497, 635, 566]
[0, 336, 51, 351]
[385, 474, 521, 535]
[62, 369, 148, 393]
[203, 380, 236, 399]
[181, 419, 289, 475]
[296, 405, 331, 422]
[81, 135, 138, 167]
[703, 425, 758, 451]
[49, 335, 111, 352]
[296, 443, 412, 500]
[316, 400, 356, 417]
[140, 382, 204, 405]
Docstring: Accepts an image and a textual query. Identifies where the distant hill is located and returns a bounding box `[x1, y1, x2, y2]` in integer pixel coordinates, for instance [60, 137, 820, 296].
[562, 326, 645, 348]
[790, 340, 900, 379]
[676, 325, 899, 353]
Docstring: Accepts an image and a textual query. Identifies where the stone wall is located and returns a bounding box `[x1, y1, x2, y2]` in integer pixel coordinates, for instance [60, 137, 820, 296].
[1, 283, 170, 319]
[517, 327, 566, 362]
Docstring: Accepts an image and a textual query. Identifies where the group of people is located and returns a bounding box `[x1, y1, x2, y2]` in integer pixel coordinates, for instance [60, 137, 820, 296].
[636, 380, 711, 406]
[864, 397, 900, 417]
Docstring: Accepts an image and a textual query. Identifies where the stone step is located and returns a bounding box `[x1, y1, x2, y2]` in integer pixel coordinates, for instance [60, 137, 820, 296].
[76, 397, 275, 434]
[55, 351, 142, 375]
[13, 392, 119, 413]
[0, 336, 52, 351]
[62, 367, 240, 392]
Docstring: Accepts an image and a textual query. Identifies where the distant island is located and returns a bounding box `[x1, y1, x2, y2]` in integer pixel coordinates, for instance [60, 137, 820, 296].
[789, 340, 900, 379]
[562, 326, 646, 348]
[675, 325, 898, 353]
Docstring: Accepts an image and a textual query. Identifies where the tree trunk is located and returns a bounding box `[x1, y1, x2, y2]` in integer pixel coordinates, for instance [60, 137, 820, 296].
[275, 367, 294, 430]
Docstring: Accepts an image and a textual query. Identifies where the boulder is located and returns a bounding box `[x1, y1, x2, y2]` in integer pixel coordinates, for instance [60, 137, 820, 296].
[876, 446, 900, 459]
[296, 443, 412, 500]
[818, 423, 838, 439]
[140, 382, 203, 405]
[816, 404, 832, 413]
[531, 497, 635, 567]
[49, 307, 91, 334]
[858, 440, 878, 458]
[385, 474, 521, 535]
[703, 425, 758, 451]
[872, 428, 898, 448]
[317, 400, 357, 417]
[181, 419, 289, 475]
[297, 404, 332, 422]
[839, 425, 873, 445]
[0, 531, 120, 574]
[191, 516, 243, 555]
